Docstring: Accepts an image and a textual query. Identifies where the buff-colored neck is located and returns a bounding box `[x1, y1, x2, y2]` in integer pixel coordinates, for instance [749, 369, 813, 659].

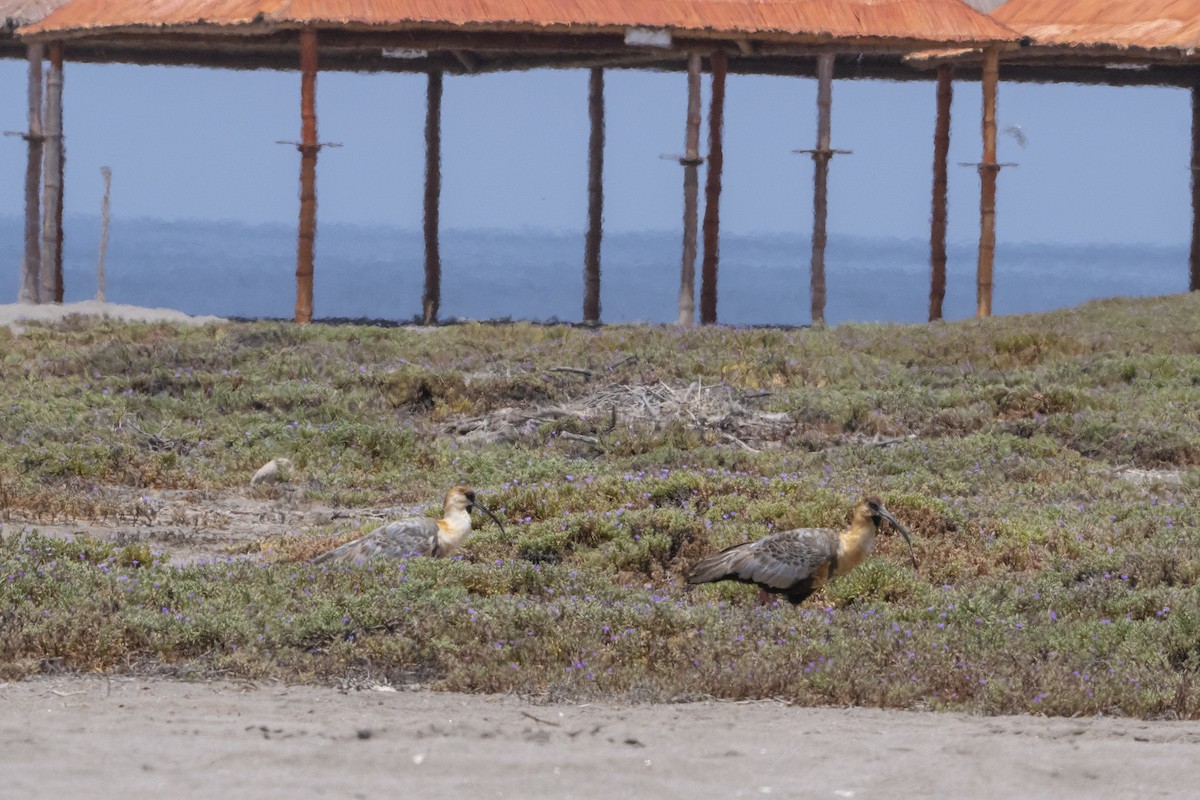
[835, 512, 879, 576]
[436, 507, 474, 555]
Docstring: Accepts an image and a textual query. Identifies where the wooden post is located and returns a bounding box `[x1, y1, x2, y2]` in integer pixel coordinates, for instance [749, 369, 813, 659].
[677, 52, 703, 326]
[19, 44, 43, 304]
[294, 27, 318, 324]
[53, 44, 65, 303]
[422, 70, 444, 326]
[700, 51, 727, 325]
[976, 47, 1000, 319]
[809, 52, 835, 327]
[583, 67, 604, 325]
[1191, 83, 1200, 292]
[929, 64, 953, 322]
[97, 167, 111, 302]
[41, 42, 64, 304]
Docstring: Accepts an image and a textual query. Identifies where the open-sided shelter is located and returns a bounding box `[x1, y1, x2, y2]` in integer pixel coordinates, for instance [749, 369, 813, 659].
[19, 0, 1018, 324]
[922, 1, 1200, 295]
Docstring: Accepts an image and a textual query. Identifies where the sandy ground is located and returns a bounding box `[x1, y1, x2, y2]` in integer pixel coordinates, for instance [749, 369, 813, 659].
[0, 300, 226, 332]
[2, 676, 1200, 800]
[2, 482, 421, 566]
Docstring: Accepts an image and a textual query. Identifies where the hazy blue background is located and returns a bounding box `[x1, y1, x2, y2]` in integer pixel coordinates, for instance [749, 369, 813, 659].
[0, 60, 1193, 323]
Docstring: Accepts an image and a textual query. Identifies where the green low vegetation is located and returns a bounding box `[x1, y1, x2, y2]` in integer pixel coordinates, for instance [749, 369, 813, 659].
[2, 293, 1200, 717]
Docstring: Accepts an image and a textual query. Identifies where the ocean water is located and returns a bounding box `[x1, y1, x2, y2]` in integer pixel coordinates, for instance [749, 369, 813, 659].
[2, 216, 1190, 326]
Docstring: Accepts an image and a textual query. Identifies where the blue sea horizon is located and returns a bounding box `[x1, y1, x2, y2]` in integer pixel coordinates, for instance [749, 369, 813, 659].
[2, 215, 1190, 326]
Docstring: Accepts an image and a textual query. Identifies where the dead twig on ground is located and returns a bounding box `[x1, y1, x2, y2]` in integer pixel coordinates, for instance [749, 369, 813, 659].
[442, 380, 803, 452]
[721, 432, 760, 453]
[521, 711, 561, 727]
[607, 354, 638, 369]
[557, 431, 599, 445]
[548, 366, 594, 378]
[119, 415, 191, 454]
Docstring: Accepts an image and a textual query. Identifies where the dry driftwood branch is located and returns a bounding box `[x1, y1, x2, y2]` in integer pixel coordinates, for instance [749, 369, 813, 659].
[557, 431, 599, 445]
[443, 380, 803, 452]
[521, 711, 561, 727]
[721, 432, 760, 452]
[549, 366, 594, 378]
[608, 354, 638, 369]
[120, 416, 187, 452]
[866, 434, 917, 447]
[813, 432, 918, 453]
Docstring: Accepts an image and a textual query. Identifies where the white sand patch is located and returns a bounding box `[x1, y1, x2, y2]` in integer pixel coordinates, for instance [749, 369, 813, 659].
[1114, 467, 1186, 486]
[0, 300, 225, 333]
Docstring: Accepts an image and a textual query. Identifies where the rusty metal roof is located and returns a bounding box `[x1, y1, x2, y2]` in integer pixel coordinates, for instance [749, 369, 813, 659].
[992, 0, 1200, 52]
[22, 0, 1017, 46]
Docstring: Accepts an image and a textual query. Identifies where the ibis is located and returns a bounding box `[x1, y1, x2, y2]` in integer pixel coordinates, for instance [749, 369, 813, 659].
[311, 485, 505, 564]
[687, 496, 917, 605]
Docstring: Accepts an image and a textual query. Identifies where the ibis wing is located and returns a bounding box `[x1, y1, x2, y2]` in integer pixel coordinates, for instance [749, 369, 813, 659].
[739, 528, 837, 589]
[312, 517, 440, 564]
[689, 527, 836, 589]
[374, 518, 442, 558]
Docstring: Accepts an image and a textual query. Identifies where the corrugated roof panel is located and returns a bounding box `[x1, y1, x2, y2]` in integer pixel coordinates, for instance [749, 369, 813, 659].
[23, 0, 1017, 44]
[993, 0, 1200, 50]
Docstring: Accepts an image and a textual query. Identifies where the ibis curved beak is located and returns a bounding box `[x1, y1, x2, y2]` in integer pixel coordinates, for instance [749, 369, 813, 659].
[472, 498, 506, 538]
[878, 506, 918, 569]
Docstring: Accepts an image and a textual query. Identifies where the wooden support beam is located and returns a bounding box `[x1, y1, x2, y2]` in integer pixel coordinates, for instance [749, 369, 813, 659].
[34, 27, 942, 59]
[583, 67, 604, 325]
[423, 70, 444, 325]
[1191, 83, 1200, 292]
[41, 42, 64, 304]
[677, 52, 703, 326]
[495, 51, 679, 73]
[19, 44, 43, 304]
[294, 27, 318, 324]
[929, 64, 953, 322]
[809, 52, 834, 327]
[976, 47, 1000, 319]
[700, 51, 727, 325]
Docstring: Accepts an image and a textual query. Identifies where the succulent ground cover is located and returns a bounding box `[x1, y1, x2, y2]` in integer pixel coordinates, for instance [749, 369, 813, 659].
[2, 293, 1199, 717]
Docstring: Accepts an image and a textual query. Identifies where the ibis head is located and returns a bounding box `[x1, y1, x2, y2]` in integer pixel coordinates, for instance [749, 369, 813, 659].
[860, 496, 917, 569]
[447, 484, 506, 538]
